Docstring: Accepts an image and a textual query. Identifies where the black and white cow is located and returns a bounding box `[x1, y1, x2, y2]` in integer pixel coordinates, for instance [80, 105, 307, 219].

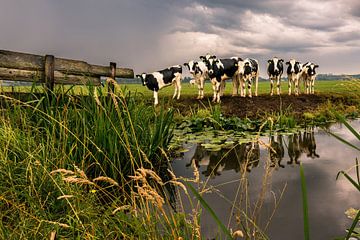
[136, 65, 182, 105]
[235, 58, 259, 97]
[267, 57, 284, 96]
[286, 59, 303, 96]
[184, 60, 209, 99]
[201, 56, 239, 102]
[299, 62, 319, 94]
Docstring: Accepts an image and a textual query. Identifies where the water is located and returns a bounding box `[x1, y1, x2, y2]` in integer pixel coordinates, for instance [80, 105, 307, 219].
[171, 120, 360, 239]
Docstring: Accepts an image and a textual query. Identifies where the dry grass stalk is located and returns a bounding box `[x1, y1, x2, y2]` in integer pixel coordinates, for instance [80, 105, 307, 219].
[50, 169, 75, 176]
[137, 185, 165, 209]
[138, 168, 164, 185]
[62, 176, 95, 186]
[93, 87, 105, 111]
[168, 180, 188, 195]
[44, 220, 70, 229]
[112, 205, 132, 214]
[74, 165, 87, 179]
[191, 160, 200, 183]
[93, 176, 119, 186]
[57, 195, 74, 200]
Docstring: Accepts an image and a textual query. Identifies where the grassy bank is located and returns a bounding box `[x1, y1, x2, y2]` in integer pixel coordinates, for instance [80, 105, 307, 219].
[0, 80, 359, 239]
[0, 85, 197, 239]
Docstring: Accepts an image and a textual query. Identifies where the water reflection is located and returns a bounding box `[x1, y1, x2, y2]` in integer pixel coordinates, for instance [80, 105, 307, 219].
[185, 128, 321, 177]
[269, 135, 285, 169]
[172, 121, 360, 239]
[186, 141, 260, 177]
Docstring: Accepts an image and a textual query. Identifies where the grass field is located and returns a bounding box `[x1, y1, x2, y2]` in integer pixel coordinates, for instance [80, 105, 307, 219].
[1, 79, 360, 98]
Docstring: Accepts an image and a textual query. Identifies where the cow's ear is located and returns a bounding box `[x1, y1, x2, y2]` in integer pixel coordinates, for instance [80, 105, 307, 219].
[184, 63, 188, 66]
[314, 65, 319, 68]
[279, 59, 284, 62]
[136, 74, 141, 78]
[267, 60, 272, 63]
[211, 55, 217, 59]
[199, 56, 205, 60]
[296, 61, 300, 65]
[286, 61, 290, 65]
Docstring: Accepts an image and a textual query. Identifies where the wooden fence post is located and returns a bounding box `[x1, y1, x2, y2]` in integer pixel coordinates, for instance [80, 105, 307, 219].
[108, 62, 116, 95]
[44, 55, 55, 92]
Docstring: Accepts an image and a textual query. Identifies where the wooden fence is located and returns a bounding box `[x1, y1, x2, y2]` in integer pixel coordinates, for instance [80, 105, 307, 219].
[0, 50, 134, 92]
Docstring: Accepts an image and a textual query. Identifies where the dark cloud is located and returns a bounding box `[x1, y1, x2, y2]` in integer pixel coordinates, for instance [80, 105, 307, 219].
[0, 0, 360, 75]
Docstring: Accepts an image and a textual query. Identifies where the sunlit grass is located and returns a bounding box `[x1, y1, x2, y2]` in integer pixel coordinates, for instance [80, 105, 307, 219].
[1, 79, 360, 97]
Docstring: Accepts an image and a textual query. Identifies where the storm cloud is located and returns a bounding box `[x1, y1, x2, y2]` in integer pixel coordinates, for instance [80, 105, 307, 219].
[0, 0, 360, 76]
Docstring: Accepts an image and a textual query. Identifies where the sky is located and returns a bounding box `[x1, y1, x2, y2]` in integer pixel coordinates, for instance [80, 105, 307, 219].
[1, 0, 360, 77]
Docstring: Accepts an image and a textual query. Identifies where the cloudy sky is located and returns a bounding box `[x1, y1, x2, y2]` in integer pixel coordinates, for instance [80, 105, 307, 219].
[1, 0, 360, 77]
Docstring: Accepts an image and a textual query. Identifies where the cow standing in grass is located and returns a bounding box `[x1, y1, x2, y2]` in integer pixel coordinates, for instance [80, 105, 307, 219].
[286, 59, 303, 96]
[235, 58, 259, 97]
[136, 65, 182, 105]
[300, 62, 319, 94]
[267, 57, 284, 96]
[201, 55, 239, 103]
[184, 60, 209, 99]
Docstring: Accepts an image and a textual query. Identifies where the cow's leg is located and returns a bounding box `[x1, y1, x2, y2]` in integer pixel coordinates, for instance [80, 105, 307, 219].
[196, 81, 201, 99]
[311, 78, 315, 94]
[247, 77, 252, 98]
[277, 76, 281, 95]
[172, 82, 178, 99]
[211, 79, 217, 102]
[200, 77, 205, 99]
[270, 77, 274, 96]
[288, 76, 292, 96]
[154, 91, 159, 105]
[177, 77, 181, 99]
[232, 75, 239, 96]
[255, 72, 259, 97]
[295, 77, 299, 96]
[220, 80, 225, 97]
[240, 76, 245, 97]
[216, 81, 222, 103]
[305, 78, 310, 94]
[243, 78, 247, 97]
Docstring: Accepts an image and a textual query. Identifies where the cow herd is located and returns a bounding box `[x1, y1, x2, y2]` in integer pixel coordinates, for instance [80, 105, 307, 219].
[136, 54, 319, 105]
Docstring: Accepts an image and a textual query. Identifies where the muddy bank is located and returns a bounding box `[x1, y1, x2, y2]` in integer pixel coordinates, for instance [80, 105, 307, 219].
[172, 94, 359, 119]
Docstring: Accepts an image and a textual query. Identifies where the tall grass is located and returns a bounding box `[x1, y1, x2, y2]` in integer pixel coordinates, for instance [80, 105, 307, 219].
[0, 82, 196, 239]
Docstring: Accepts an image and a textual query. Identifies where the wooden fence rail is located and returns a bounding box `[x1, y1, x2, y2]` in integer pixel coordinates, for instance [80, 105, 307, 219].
[0, 50, 134, 91]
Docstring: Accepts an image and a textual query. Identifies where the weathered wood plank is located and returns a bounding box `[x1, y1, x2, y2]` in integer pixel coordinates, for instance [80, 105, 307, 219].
[0, 50, 134, 78]
[0, 67, 44, 82]
[0, 68, 101, 85]
[54, 71, 101, 85]
[55, 58, 133, 78]
[0, 50, 44, 71]
[45, 55, 55, 91]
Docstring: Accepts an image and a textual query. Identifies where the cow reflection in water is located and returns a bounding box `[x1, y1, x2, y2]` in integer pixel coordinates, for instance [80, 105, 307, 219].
[287, 127, 320, 165]
[269, 135, 285, 169]
[187, 142, 260, 178]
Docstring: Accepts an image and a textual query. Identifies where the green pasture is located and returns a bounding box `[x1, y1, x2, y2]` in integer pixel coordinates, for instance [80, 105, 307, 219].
[1, 79, 359, 98]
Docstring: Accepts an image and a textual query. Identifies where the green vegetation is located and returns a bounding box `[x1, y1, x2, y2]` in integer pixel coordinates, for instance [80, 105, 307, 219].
[2, 79, 360, 97]
[0, 84, 195, 239]
[0, 79, 359, 239]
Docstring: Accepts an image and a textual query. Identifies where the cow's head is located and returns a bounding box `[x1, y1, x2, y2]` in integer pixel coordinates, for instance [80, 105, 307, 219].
[200, 54, 217, 71]
[286, 59, 302, 74]
[136, 73, 147, 86]
[268, 57, 284, 75]
[184, 61, 197, 74]
[207, 58, 222, 76]
[307, 64, 319, 76]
